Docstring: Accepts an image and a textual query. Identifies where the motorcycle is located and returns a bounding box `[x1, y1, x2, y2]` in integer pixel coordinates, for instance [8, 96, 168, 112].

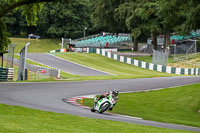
[91, 93, 117, 113]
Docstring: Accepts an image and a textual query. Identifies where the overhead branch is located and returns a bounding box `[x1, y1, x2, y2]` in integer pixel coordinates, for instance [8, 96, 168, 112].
[0, 0, 58, 18]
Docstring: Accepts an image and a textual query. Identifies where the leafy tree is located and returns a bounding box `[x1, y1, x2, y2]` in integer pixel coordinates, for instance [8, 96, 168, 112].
[91, 0, 127, 33]
[0, 0, 70, 51]
[0, 19, 10, 51]
[181, 0, 200, 34]
[114, 1, 141, 51]
[156, 0, 186, 49]
[114, 0, 159, 50]
[37, 0, 90, 39]
[4, 9, 28, 37]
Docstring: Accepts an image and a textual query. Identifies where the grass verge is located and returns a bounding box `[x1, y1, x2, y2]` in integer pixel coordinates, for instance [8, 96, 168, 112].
[132, 56, 174, 63]
[132, 55, 200, 68]
[78, 83, 200, 127]
[54, 53, 176, 80]
[0, 104, 196, 133]
[10, 38, 60, 53]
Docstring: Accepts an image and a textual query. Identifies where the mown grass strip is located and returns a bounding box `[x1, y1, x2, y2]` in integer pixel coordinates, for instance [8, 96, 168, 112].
[132, 56, 174, 63]
[55, 53, 176, 80]
[10, 38, 60, 53]
[78, 83, 200, 127]
[0, 104, 195, 133]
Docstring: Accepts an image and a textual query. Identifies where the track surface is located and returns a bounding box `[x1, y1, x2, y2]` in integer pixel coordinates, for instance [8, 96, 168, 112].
[0, 77, 200, 132]
[27, 53, 110, 76]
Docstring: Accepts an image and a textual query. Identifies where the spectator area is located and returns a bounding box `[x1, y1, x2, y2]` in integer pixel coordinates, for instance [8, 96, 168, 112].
[71, 34, 131, 48]
[170, 31, 200, 41]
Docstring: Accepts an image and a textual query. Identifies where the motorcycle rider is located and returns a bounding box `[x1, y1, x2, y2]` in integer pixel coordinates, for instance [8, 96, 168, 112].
[92, 89, 119, 111]
[97, 89, 119, 101]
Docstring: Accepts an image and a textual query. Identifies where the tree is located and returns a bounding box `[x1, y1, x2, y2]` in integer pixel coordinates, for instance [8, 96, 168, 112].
[156, 0, 186, 49]
[115, 0, 186, 51]
[114, 0, 160, 51]
[0, 0, 70, 51]
[180, 0, 200, 34]
[0, 19, 10, 51]
[37, 0, 90, 39]
[114, 1, 140, 51]
[4, 9, 28, 37]
[91, 0, 127, 33]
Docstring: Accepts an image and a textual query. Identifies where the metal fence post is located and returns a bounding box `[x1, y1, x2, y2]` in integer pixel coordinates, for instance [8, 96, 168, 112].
[18, 42, 30, 81]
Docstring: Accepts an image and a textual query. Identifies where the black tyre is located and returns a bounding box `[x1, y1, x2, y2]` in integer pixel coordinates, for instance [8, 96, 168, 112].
[99, 102, 110, 114]
[109, 107, 113, 111]
[91, 108, 95, 112]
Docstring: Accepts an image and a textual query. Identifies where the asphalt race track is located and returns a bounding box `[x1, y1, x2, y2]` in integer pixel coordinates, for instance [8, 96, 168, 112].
[0, 76, 200, 132]
[27, 53, 111, 76]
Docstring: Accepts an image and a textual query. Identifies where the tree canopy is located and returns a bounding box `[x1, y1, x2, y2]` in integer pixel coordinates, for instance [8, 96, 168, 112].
[0, 0, 69, 51]
[92, 0, 200, 50]
[1, 0, 200, 51]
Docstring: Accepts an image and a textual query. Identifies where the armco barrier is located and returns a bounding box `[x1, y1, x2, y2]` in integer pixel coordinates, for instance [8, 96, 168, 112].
[0, 67, 14, 81]
[49, 47, 116, 53]
[96, 48, 200, 75]
[50, 48, 90, 53]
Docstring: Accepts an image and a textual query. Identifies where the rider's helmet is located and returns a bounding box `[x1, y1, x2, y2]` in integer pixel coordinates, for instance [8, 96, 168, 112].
[112, 89, 119, 96]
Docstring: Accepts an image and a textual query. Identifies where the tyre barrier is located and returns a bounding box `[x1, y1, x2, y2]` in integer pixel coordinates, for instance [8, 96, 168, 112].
[0, 67, 14, 81]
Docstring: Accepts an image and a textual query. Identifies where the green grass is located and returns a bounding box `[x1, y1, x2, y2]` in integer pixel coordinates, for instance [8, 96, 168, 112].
[10, 38, 60, 53]
[54, 53, 176, 80]
[132, 56, 174, 63]
[132, 55, 200, 68]
[0, 104, 196, 133]
[79, 83, 200, 127]
[132, 56, 153, 63]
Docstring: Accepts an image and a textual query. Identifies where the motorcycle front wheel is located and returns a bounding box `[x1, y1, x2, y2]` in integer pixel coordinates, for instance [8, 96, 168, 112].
[99, 102, 110, 114]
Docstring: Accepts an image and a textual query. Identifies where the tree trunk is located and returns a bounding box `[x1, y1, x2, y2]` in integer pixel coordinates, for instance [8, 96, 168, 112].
[133, 37, 138, 51]
[152, 32, 158, 50]
[164, 29, 170, 50]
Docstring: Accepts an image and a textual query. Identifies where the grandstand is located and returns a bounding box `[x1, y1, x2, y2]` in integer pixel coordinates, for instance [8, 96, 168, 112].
[170, 30, 200, 42]
[143, 30, 200, 53]
[71, 33, 131, 48]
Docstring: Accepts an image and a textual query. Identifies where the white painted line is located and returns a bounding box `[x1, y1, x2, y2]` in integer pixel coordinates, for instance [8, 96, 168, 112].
[114, 114, 143, 120]
[81, 95, 96, 98]
[67, 101, 76, 103]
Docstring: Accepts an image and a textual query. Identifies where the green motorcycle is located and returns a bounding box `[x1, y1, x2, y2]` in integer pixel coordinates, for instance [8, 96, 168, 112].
[91, 93, 117, 113]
